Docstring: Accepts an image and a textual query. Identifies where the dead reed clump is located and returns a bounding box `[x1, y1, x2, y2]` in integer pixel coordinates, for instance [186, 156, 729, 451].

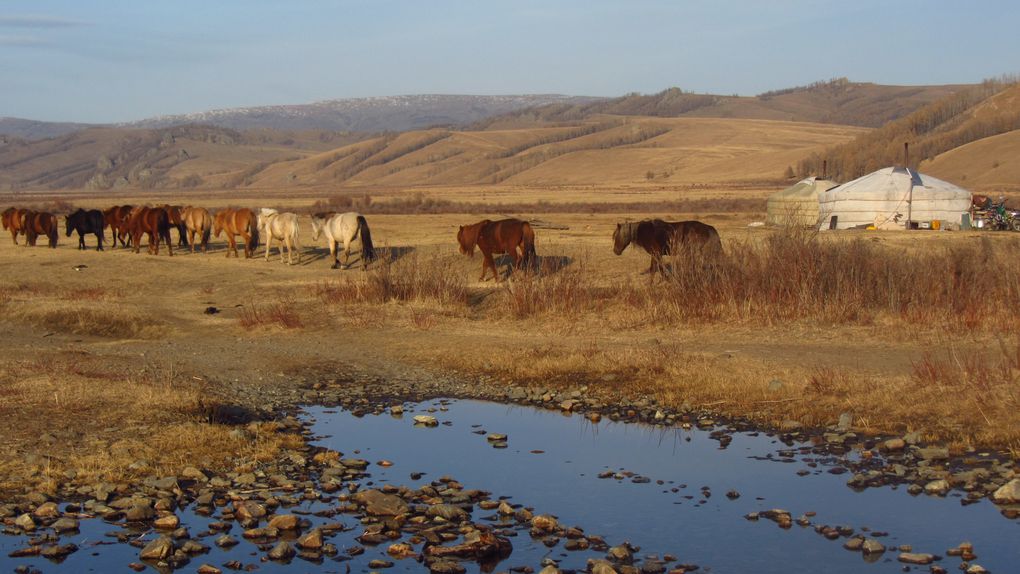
[316, 254, 469, 308]
[238, 298, 303, 329]
[647, 228, 1020, 331]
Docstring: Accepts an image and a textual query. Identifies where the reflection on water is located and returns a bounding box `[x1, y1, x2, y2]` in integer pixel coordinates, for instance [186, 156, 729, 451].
[309, 400, 1019, 574]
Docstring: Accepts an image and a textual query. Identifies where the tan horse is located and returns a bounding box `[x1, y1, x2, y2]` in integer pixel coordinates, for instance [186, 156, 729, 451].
[258, 208, 302, 264]
[2, 207, 28, 245]
[180, 206, 212, 253]
[213, 208, 260, 258]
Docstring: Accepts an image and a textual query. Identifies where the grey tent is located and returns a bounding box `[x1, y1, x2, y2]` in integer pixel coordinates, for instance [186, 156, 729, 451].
[766, 177, 838, 226]
[818, 167, 971, 230]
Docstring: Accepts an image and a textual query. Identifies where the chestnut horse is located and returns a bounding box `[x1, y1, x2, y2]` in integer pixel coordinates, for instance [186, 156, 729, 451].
[457, 218, 536, 281]
[213, 208, 260, 258]
[180, 206, 212, 253]
[103, 205, 134, 248]
[65, 208, 106, 251]
[2, 207, 28, 245]
[612, 219, 721, 279]
[125, 206, 173, 256]
[22, 210, 59, 248]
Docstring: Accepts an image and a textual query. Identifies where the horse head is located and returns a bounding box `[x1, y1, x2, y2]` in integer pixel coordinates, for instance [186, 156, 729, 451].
[457, 225, 475, 257]
[612, 222, 633, 255]
[310, 215, 325, 241]
[64, 214, 73, 237]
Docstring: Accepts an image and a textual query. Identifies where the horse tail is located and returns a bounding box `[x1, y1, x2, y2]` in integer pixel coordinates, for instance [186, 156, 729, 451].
[248, 212, 260, 250]
[357, 215, 375, 262]
[521, 221, 537, 268]
[47, 214, 58, 248]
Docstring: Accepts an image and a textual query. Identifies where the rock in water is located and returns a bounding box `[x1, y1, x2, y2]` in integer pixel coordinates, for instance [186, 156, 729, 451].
[296, 528, 324, 550]
[353, 489, 409, 516]
[897, 552, 934, 565]
[268, 514, 300, 530]
[140, 536, 174, 561]
[992, 478, 1020, 504]
[267, 541, 295, 561]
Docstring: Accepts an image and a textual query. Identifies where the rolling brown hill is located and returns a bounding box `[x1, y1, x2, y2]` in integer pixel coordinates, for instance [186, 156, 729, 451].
[246, 117, 865, 189]
[798, 79, 1020, 184]
[0, 125, 366, 191]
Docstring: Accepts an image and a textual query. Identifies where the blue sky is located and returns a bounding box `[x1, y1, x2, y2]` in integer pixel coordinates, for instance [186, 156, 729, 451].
[2, 0, 1018, 123]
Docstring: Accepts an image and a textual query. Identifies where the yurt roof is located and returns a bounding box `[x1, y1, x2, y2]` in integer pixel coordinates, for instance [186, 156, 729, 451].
[773, 177, 839, 200]
[819, 167, 970, 201]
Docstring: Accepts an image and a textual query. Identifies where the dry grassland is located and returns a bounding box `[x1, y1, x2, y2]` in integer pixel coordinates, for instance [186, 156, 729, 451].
[2, 190, 1019, 495]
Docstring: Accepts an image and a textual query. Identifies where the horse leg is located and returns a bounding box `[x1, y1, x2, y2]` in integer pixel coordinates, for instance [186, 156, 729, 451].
[329, 240, 339, 269]
[265, 234, 273, 262]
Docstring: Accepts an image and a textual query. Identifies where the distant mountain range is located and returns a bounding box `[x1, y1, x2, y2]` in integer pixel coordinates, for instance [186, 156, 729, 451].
[0, 95, 601, 140]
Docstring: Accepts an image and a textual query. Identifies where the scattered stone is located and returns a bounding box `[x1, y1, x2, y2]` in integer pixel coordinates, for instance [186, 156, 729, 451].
[154, 514, 180, 529]
[413, 415, 438, 427]
[532, 514, 559, 532]
[139, 536, 174, 561]
[268, 514, 300, 530]
[296, 528, 324, 550]
[14, 514, 36, 531]
[267, 541, 295, 561]
[992, 479, 1020, 504]
[925, 479, 950, 496]
[429, 560, 466, 574]
[353, 489, 409, 516]
[197, 565, 222, 574]
[883, 438, 906, 451]
[862, 538, 886, 555]
[215, 535, 238, 548]
[33, 502, 60, 518]
[897, 552, 935, 565]
[51, 517, 79, 532]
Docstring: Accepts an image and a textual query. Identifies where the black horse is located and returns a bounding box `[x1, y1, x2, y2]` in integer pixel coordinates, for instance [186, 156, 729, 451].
[65, 208, 107, 251]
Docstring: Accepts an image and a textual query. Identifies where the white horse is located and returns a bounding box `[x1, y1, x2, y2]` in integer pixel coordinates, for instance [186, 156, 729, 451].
[258, 208, 302, 264]
[310, 211, 376, 269]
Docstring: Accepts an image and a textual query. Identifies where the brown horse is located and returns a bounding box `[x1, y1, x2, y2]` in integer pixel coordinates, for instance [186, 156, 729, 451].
[613, 219, 721, 279]
[457, 218, 536, 281]
[104, 205, 134, 248]
[22, 210, 59, 248]
[125, 206, 173, 256]
[213, 208, 260, 258]
[2, 207, 28, 245]
[181, 206, 212, 253]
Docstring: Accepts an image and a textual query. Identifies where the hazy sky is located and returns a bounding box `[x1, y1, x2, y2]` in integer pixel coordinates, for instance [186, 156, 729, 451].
[2, 0, 1018, 123]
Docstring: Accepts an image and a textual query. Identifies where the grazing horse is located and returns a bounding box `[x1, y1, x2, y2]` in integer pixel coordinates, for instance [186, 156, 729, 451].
[22, 210, 59, 248]
[180, 206, 212, 253]
[103, 205, 134, 248]
[161, 204, 189, 248]
[258, 208, 302, 264]
[310, 211, 375, 269]
[2, 207, 28, 245]
[65, 208, 106, 251]
[457, 218, 536, 281]
[213, 208, 260, 258]
[613, 219, 722, 279]
[125, 206, 173, 256]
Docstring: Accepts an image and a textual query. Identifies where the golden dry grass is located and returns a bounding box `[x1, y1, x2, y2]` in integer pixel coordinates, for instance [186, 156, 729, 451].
[0, 355, 299, 495]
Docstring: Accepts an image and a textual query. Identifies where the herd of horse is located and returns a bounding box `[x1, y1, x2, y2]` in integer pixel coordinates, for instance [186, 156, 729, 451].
[1, 204, 721, 280]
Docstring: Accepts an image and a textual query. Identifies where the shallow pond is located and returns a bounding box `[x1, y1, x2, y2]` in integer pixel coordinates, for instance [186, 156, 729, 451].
[308, 400, 1018, 574]
[2, 398, 1017, 573]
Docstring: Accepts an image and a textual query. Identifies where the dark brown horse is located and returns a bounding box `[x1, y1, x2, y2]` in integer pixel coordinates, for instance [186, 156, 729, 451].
[613, 219, 721, 279]
[161, 204, 189, 248]
[2, 207, 28, 245]
[125, 206, 173, 256]
[22, 210, 59, 248]
[213, 208, 260, 258]
[457, 218, 536, 281]
[104, 205, 134, 248]
[65, 208, 106, 251]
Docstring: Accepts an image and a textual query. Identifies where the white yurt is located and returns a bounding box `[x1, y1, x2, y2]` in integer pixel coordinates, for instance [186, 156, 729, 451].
[766, 176, 839, 226]
[817, 167, 972, 230]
